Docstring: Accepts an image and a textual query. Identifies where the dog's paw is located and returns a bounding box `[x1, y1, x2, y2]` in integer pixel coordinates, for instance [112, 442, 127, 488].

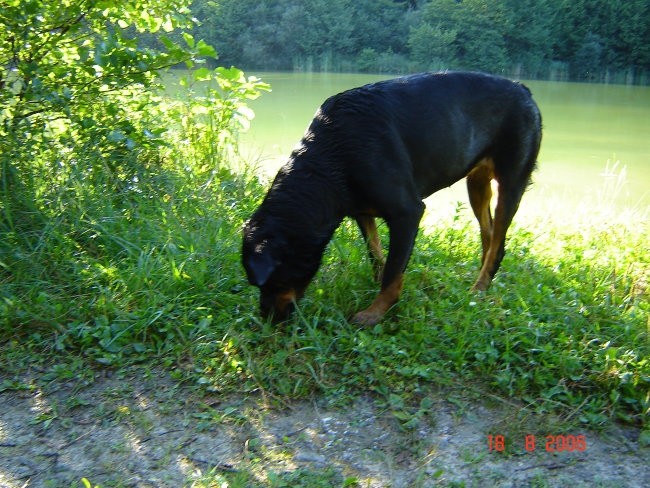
[352, 309, 383, 327]
[471, 281, 489, 292]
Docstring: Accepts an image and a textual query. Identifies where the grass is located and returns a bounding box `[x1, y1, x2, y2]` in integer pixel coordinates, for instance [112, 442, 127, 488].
[1, 73, 649, 487]
[189, 467, 361, 488]
[2, 160, 647, 406]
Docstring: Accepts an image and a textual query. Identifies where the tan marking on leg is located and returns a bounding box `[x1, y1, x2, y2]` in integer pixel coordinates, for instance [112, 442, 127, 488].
[368, 231, 385, 265]
[353, 274, 404, 326]
[467, 158, 495, 264]
[358, 215, 385, 282]
[472, 188, 509, 292]
[367, 229, 385, 282]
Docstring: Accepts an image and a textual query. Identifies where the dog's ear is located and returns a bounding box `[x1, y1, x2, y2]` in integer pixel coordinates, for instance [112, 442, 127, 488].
[246, 243, 277, 286]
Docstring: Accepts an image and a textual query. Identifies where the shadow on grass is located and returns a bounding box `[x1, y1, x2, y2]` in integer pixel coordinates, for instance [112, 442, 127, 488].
[226, 214, 648, 428]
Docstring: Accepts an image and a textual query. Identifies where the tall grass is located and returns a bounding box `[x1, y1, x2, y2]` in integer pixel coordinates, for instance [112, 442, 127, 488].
[0, 72, 648, 432]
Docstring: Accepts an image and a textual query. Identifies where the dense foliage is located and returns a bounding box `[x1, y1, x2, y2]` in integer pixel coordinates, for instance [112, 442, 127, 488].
[0, 0, 268, 346]
[192, 0, 650, 83]
[0, 0, 267, 243]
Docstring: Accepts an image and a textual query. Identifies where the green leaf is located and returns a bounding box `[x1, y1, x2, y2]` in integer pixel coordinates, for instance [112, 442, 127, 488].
[216, 66, 244, 82]
[193, 68, 212, 82]
[160, 35, 176, 50]
[420, 396, 434, 411]
[639, 430, 650, 448]
[196, 40, 217, 58]
[182, 32, 195, 49]
[162, 18, 174, 33]
[149, 16, 163, 33]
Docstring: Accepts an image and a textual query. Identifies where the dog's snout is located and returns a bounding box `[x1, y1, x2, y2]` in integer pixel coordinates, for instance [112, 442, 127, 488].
[259, 288, 297, 322]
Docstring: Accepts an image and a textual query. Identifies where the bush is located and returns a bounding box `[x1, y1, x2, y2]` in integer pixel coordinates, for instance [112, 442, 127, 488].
[0, 1, 269, 359]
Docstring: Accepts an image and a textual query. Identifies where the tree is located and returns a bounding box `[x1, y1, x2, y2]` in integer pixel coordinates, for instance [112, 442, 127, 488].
[413, 0, 509, 72]
[191, 0, 252, 67]
[354, 0, 410, 56]
[0, 0, 198, 128]
[277, 0, 349, 70]
[408, 22, 457, 69]
[0, 0, 213, 229]
[188, 0, 650, 82]
[194, 0, 406, 72]
[550, 0, 592, 63]
[502, 0, 554, 78]
[573, 32, 604, 81]
[599, 0, 650, 77]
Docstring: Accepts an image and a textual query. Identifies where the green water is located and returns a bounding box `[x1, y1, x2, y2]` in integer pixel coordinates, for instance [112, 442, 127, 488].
[240, 72, 650, 216]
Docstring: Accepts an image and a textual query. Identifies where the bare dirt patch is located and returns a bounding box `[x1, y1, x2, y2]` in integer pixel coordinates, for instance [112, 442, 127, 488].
[1, 368, 648, 487]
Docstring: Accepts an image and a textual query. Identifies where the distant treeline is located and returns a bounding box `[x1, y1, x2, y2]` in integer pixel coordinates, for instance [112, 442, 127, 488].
[191, 0, 650, 84]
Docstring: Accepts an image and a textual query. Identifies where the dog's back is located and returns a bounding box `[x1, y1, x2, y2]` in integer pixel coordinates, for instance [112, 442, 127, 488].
[303, 72, 540, 200]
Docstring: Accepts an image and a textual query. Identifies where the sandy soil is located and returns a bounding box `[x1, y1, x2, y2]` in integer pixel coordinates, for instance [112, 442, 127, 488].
[1, 368, 648, 487]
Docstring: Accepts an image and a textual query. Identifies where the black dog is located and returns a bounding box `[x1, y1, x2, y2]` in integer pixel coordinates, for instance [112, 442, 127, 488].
[243, 72, 542, 325]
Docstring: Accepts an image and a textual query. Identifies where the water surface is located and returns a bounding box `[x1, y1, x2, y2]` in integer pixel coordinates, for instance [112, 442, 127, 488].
[241, 72, 650, 219]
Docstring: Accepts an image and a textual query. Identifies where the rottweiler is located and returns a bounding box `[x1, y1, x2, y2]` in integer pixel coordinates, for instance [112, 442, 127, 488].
[242, 71, 542, 325]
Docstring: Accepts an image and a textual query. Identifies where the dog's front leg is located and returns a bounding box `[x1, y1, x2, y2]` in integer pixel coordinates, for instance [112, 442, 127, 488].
[353, 273, 404, 326]
[353, 203, 424, 326]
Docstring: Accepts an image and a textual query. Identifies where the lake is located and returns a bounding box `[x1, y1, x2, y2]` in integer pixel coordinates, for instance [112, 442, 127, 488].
[240, 72, 650, 220]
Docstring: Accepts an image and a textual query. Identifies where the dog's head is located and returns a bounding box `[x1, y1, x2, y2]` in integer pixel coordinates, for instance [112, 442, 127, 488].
[242, 215, 326, 322]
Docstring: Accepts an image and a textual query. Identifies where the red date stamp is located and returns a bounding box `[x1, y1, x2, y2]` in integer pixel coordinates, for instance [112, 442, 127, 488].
[488, 434, 587, 453]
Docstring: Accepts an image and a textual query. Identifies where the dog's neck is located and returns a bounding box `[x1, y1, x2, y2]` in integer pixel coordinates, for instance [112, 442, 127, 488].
[265, 149, 349, 234]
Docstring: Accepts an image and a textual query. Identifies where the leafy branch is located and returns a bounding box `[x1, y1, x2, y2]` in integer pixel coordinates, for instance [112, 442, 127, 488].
[0, 0, 269, 230]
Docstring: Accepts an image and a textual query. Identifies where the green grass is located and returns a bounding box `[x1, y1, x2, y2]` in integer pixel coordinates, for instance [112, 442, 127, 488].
[189, 467, 361, 488]
[2, 155, 647, 425]
[1, 73, 649, 487]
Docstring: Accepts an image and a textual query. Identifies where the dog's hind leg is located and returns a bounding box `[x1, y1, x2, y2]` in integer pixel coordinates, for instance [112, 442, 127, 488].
[356, 214, 385, 282]
[353, 202, 424, 326]
[471, 95, 541, 292]
[471, 167, 531, 292]
[466, 158, 495, 265]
